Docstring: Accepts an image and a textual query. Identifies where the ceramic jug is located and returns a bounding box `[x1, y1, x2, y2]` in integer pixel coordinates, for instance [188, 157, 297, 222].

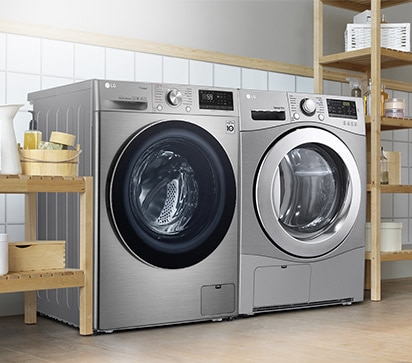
[0, 104, 23, 175]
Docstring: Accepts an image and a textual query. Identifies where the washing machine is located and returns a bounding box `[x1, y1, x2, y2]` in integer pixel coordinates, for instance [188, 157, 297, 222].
[238, 89, 366, 315]
[28, 80, 239, 332]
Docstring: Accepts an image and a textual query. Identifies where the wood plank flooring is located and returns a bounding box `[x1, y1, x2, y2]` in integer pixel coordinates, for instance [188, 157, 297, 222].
[1, 279, 412, 362]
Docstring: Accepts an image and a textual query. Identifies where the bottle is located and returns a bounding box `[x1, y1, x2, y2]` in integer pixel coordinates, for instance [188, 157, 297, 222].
[380, 147, 389, 185]
[347, 77, 362, 97]
[380, 84, 388, 116]
[363, 79, 372, 116]
[24, 110, 42, 149]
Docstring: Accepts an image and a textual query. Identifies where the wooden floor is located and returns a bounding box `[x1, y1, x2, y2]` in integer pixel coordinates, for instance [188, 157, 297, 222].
[1, 279, 412, 362]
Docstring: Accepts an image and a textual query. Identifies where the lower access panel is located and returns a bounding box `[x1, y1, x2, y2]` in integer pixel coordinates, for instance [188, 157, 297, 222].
[254, 265, 311, 308]
[201, 284, 236, 316]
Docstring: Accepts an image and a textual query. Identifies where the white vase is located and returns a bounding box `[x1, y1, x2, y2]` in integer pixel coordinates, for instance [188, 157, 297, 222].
[0, 104, 23, 175]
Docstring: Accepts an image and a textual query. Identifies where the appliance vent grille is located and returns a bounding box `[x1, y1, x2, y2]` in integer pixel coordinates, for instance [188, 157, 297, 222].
[253, 298, 354, 313]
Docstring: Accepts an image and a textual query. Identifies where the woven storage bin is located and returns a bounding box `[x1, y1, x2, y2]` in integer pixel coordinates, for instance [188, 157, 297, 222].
[19, 144, 81, 176]
[345, 23, 410, 52]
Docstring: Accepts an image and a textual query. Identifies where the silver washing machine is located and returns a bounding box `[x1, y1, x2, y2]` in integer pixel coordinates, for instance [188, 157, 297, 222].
[28, 80, 239, 332]
[238, 90, 366, 315]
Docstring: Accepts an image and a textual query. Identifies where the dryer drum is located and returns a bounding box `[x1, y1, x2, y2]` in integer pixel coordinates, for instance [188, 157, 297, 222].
[278, 143, 348, 239]
[107, 120, 236, 269]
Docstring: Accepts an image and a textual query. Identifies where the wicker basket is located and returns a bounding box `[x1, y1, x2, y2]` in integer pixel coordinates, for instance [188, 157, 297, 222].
[19, 144, 81, 176]
[345, 23, 410, 52]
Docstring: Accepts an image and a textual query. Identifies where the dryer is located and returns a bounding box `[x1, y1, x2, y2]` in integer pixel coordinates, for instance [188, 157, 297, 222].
[238, 90, 366, 315]
[28, 80, 239, 332]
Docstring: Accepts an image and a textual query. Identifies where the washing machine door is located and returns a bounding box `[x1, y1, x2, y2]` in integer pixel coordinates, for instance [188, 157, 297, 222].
[255, 127, 361, 258]
[107, 120, 236, 269]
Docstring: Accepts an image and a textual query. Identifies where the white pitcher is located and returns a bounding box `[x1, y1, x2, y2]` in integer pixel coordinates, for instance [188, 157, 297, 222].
[0, 104, 23, 175]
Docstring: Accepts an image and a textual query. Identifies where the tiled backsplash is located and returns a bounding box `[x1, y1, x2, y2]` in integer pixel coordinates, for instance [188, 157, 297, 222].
[0, 32, 314, 244]
[1, 32, 412, 315]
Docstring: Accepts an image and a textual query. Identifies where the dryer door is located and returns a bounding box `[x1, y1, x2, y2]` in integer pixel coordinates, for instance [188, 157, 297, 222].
[107, 120, 236, 269]
[255, 127, 362, 258]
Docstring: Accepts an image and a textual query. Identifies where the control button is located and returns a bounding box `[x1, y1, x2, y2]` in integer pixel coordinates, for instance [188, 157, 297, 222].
[318, 114, 325, 121]
[186, 106, 191, 113]
[157, 104, 163, 111]
[293, 113, 300, 120]
[300, 98, 316, 116]
[166, 89, 183, 107]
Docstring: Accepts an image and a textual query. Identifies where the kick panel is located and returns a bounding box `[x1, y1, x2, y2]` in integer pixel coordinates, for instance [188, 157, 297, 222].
[254, 265, 311, 307]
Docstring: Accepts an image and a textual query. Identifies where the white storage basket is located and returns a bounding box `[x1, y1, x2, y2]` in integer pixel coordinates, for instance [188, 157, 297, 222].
[345, 23, 410, 52]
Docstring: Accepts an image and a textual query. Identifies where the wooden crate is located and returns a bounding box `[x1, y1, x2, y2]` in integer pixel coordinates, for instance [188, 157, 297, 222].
[8, 241, 66, 272]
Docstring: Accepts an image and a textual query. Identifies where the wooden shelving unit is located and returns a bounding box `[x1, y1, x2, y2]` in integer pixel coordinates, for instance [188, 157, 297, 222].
[0, 175, 93, 335]
[314, 0, 412, 301]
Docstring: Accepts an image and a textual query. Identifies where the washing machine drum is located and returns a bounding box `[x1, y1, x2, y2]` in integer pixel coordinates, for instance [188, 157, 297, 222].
[255, 127, 362, 258]
[107, 120, 236, 269]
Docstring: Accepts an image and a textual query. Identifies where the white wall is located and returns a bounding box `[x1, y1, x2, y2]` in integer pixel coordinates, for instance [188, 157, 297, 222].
[0, 0, 354, 68]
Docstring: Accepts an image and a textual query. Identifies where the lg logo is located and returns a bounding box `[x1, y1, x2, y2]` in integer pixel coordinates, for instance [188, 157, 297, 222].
[226, 120, 235, 134]
[105, 82, 116, 89]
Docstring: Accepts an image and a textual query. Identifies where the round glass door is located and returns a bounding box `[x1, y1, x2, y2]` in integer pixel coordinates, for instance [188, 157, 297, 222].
[255, 128, 361, 258]
[107, 120, 236, 269]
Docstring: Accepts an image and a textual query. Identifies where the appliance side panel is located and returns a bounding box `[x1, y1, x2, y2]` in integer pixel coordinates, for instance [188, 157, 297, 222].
[31, 86, 94, 327]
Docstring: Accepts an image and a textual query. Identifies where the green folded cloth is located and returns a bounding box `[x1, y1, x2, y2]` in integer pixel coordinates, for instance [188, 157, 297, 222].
[38, 141, 64, 150]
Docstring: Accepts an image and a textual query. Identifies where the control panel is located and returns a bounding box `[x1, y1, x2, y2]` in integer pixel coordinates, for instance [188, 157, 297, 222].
[287, 93, 365, 134]
[152, 84, 236, 115]
[288, 94, 326, 122]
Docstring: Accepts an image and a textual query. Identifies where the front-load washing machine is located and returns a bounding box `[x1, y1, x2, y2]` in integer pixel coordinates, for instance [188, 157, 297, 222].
[28, 80, 239, 332]
[238, 89, 366, 315]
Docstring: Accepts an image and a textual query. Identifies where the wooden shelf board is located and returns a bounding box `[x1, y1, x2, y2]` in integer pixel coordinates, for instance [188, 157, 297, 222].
[367, 184, 412, 193]
[0, 268, 84, 293]
[322, 0, 412, 12]
[365, 249, 412, 261]
[0, 175, 86, 193]
[366, 116, 412, 130]
[319, 48, 412, 72]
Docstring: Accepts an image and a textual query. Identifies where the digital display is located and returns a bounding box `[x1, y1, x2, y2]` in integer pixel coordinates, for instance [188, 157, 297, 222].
[199, 90, 234, 111]
[327, 98, 358, 119]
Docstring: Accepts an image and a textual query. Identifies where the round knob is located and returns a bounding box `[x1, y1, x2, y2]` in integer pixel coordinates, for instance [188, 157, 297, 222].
[166, 89, 182, 107]
[300, 98, 316, 116]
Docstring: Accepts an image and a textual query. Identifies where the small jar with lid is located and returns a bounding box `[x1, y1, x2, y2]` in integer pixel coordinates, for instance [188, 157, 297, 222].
[384, 98, 405, 118]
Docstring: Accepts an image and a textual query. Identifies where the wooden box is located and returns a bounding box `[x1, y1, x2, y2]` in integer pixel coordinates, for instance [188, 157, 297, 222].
[8, 241, 66, 272]
[367, 151, 401, 185]
[19, 145, 81, 176]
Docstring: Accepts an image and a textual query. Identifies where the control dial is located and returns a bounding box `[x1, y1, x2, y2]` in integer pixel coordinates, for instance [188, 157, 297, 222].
[166, 89, 183, 107]
[300, 98, 317, 116]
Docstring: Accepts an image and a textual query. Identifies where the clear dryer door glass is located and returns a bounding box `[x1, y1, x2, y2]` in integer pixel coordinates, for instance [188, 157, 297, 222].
[278, 144, 347, 240]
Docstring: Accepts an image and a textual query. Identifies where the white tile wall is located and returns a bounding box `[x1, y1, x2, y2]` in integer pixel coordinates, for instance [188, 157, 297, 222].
[0, 71, 5, 104]
[0, 33, 6, 70]
[241, 68, 268, 90]
[2, 30, 412, 315]
[268, 72, 295, 92]
[135, 52, 162, 83]
[163, 56, 189, 84]
[106, 48, 135, 81]
[189, 60, 213, 86]
[7, 72, 41, 109]
[214, 64, 241, 88]
[74, 43, 105, 80]
[296, 76, 314, 93]
[7, 34, 41, 74]
[42, 39, 74, 78]
[0, 194, 5, 224]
